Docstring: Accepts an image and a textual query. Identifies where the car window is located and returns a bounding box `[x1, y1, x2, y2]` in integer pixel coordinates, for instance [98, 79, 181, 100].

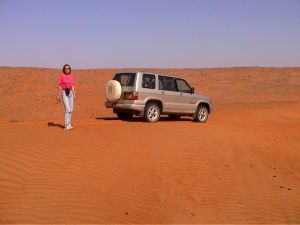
[176, 79, 192, 93]
[142, 74, 155, 89]
[158, 75, 177, 91]
[113, 73, 136, 86]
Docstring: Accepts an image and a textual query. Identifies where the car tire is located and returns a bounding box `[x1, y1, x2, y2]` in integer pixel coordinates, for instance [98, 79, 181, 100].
[105, 80, 122, 102]
[144, 103, 160, 122]
[194, 105, 208, 123]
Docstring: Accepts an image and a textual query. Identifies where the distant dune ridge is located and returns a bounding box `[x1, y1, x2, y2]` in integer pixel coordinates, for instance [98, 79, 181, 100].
[0, 67, 300, 223]
[0, 67, 299, 122]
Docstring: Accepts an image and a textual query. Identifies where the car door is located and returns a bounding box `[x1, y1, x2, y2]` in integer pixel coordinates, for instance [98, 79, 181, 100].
[158, 75, 180, 112]
[176, 78, 197, 113]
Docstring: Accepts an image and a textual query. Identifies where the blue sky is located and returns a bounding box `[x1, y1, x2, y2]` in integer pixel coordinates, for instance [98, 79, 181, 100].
[0, 0, 299, 68]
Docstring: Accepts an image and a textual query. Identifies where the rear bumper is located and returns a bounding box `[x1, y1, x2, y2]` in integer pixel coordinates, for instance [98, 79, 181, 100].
[105, 101, 145, 112]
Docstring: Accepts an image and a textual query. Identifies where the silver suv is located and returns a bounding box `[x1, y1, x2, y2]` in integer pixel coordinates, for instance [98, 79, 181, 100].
[105, 72, 212, 122]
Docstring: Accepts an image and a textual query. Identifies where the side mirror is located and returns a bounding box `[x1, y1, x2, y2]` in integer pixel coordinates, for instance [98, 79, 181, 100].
[191, 87, 195, 94]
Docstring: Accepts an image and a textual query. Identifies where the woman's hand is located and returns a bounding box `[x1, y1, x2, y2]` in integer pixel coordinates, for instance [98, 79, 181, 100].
[56, 95, 61, 102]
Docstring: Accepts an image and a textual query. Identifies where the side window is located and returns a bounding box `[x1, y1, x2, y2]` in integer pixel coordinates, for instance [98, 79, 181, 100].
[142, 74, 155, 89]
[158, 75, 177, 91]
[176, 79, 192, 93]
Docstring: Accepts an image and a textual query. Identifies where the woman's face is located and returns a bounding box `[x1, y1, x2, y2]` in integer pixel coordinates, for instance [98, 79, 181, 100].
[64, 66, 71, 75]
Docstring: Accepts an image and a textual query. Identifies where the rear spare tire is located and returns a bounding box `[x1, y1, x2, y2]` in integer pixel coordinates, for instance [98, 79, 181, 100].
[105, 80, 122, 102]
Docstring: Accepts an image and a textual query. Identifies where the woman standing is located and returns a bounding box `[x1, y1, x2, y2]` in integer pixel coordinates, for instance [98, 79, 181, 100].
[57, 64, 76, 130]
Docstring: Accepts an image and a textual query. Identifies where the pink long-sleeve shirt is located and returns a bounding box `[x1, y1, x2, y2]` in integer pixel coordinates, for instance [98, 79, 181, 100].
[57, 74, 74, 89]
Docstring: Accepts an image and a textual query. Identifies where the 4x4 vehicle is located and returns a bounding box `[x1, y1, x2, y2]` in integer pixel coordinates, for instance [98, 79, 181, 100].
[105, 72, 212, 122]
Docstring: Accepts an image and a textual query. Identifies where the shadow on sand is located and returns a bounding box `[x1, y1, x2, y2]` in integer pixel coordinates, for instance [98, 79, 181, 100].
[95, 116, 192, 122]
[95, 117, 119, 121]
[47, 122, 65, 129]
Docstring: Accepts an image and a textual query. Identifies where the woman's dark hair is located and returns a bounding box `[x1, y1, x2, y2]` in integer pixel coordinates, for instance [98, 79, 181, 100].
[62, 64, 72, 74]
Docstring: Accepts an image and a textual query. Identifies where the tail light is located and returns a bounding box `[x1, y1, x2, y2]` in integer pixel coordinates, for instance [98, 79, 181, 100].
[124, 91, 139, 100]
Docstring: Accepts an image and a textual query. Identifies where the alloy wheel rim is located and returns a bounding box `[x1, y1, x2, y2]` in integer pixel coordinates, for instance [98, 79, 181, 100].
[198, 109, 207, 121]
[148, 107, 158, 120]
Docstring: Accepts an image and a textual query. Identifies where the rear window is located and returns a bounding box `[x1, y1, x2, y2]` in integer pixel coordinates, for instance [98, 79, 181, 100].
[113, 73, 136, 86]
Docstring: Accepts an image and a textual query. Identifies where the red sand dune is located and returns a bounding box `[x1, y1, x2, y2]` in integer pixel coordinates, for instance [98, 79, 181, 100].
[0, 67, 300, 223]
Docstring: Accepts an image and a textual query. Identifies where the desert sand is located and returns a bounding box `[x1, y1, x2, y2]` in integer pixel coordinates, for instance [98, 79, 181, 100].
[0, 67, 300, 223]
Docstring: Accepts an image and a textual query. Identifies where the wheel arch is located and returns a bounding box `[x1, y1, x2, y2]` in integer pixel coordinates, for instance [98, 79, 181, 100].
[145, 99, 163, 112]
[197, 102, 211, 113]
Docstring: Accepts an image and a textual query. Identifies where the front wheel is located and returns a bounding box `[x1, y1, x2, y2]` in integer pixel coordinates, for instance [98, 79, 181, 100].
[194, 105, 208, 123]
[144, 103, 160, 122]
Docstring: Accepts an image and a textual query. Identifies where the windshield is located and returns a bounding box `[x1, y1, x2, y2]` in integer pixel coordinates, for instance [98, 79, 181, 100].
[113, 73, 136, 86]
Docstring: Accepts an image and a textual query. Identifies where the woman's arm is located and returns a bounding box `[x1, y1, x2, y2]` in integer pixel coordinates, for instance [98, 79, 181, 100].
[72, 86, 76, 98]
[57, 86, 61, 101]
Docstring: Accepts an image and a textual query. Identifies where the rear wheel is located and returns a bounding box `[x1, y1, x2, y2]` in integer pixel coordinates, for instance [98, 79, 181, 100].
[117, 112, 134, 120]
[194, 105, 208, 123]
[144, 103, 160, 122]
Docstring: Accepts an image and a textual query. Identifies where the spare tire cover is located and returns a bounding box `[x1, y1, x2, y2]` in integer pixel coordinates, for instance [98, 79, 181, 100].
[105, 80, 122, 102]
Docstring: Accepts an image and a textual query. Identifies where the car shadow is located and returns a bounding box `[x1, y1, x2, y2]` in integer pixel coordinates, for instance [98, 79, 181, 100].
[47, 122, 65, 129]
[95, 117, 119, 121]
[95, 116, 192, 122]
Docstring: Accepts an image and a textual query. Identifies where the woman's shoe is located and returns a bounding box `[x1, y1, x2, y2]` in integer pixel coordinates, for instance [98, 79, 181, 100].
[65, 124, 73, 130]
